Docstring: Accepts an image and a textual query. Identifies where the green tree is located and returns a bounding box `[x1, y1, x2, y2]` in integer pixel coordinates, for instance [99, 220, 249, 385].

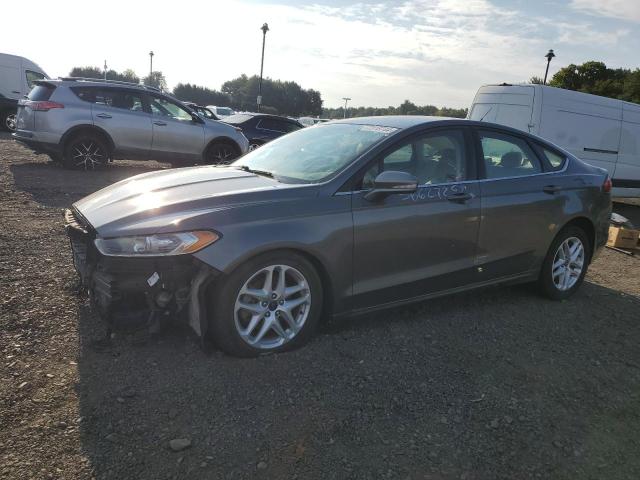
[547, 60, 639, 102]
[530, 76, 544, 84]
[69, 66, 139, 84]
[143, 71, 167, 90]
[173, 83, 231, 106]
[221, 75, 323, 116]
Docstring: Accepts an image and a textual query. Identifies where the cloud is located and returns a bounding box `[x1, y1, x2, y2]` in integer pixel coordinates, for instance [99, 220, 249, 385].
[570, 0, 640, 23]
[4, 0, 637, 109]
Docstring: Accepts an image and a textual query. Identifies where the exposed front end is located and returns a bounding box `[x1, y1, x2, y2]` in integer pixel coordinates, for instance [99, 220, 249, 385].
[64, 208, 218, 335]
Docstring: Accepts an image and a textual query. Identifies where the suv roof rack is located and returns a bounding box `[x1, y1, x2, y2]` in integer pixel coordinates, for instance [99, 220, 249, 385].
[58, 77, 162, 92]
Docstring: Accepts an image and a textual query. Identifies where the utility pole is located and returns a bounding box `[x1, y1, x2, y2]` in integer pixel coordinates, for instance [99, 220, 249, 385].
[149, 51, 154, 79]
[103, 60, 107, 81]
[258, 23, 269, 112]
[544, 49, 555, 85]
[342, 97, 351, 118]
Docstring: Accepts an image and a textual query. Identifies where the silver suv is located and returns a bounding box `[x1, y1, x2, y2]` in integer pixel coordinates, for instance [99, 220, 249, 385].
[13, 78, 249, 169]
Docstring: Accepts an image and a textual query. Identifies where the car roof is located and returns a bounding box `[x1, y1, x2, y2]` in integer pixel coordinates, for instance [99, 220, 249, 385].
[329, 115, 462, 128]
[42, 77, 163, 93]
[327, 115, 571, 152]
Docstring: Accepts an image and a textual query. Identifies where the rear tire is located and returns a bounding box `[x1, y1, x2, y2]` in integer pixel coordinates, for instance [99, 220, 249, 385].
[208, 251, 323, 357]
[538, 226, 591, 300]
[62, 132, 110, 170]
[1, 110, 17, 132]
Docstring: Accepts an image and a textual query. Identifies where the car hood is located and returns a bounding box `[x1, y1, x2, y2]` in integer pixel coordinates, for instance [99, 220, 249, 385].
[73, 166, 303, 236]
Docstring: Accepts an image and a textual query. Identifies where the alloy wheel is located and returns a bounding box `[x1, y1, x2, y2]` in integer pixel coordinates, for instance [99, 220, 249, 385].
[71, 140, 106, 170]
[234, 264, 311, 350]
[551, 236, 585, 291]
[208, 145, 236, 165]
[5, 113, 17, 132]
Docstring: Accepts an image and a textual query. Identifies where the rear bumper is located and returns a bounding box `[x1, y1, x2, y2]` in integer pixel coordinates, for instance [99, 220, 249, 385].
[64, 209, 220, 335]
[13, 130, 62, 155]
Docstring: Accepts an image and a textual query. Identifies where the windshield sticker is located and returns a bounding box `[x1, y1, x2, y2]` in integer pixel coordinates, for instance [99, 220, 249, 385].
[358, 125, 397, 134]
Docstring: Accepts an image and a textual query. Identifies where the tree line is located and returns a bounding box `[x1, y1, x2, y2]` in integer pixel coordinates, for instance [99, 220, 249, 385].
[532, 61, 640, 104]
[322, 100, 468, 119]
[66, 66, 468, 118]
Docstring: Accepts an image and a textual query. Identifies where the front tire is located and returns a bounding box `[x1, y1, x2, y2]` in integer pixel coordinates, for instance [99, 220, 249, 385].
[538, 226, 591, 300]
[209, 251, 323, 357]
[205, 142, 239, 165]
[62, 133, 110, 170]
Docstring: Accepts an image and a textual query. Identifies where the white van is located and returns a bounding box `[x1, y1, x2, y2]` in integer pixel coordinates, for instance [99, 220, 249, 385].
[0, 53, 48, 131]
[469, 84, 640, 197]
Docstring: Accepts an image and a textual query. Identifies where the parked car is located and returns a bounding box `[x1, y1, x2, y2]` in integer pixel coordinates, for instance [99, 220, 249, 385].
[298, 116, 329, 127]
[206, 105, 235, 118]
[182, 102, 218, 121]
[12, 78, 248, 169]
[64, 116, 611, 357]
[221, 113, 303, 149]
[469, 84, 640, 197]
[0, 53, 48, 132]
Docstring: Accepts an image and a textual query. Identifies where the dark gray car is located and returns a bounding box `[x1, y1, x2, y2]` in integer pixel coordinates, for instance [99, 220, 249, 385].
[64, 117, 612, 357]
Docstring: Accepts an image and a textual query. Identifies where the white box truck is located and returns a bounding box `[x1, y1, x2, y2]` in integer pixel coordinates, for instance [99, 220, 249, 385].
[0, 53, 48, 131]
[468, 84, 640, 197]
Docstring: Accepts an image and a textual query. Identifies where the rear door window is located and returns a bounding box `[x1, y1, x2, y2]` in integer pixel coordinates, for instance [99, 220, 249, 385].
[479, 131, 542, 179]
[72, 88, 145, 113]
[257, 118, 287, 132]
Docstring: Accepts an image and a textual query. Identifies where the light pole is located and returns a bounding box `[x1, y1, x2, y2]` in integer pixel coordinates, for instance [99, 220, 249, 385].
[342, 97, 351, 118]
[149, 51, 154, 79]
[543, 49, 555, 85]
[103, 60, 107, 81]
[258, 23, 269, 112]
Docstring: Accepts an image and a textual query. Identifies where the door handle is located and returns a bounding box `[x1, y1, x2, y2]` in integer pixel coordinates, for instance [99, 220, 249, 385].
[96, 113, 112, 119]
[543, 185, 561, 194]
[446, 192, 474, 204]
[153, 121, 167, 126]
[12, 90, 21, 94]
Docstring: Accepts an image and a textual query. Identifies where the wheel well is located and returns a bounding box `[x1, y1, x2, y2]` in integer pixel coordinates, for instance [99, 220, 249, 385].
[204, 137, 240, 156]
[211, 247, 335, 319]
[60, 125, 115, 154]
[563, 216, 595, 261]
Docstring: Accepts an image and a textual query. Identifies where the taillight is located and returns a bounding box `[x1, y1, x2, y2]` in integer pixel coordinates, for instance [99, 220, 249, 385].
[25, 101, 64, 111]
[602, 176, 612, 193]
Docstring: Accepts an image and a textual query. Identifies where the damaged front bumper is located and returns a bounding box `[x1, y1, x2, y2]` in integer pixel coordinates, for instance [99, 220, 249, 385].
[64, 209, 219, 337]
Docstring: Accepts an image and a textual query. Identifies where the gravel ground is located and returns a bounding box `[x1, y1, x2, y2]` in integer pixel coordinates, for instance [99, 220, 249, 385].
[1, 131, 640, 480]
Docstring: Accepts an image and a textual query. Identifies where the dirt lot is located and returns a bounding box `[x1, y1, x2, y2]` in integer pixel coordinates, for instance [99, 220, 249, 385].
[1, 131, 639, 480]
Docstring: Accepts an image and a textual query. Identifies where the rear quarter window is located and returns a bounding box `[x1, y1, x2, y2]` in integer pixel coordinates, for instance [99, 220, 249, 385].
[540, 146, 567, 170]
[27, 84, 55, 101]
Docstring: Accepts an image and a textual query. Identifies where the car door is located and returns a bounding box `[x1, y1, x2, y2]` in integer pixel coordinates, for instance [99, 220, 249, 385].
[88, 88, 152, 158]
[474, 128, 569, 278]
[147, 94, 205, 161]
[350, 127, 481, 310]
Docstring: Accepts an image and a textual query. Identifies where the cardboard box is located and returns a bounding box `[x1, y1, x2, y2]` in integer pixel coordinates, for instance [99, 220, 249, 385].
[607, 226, 640, 250]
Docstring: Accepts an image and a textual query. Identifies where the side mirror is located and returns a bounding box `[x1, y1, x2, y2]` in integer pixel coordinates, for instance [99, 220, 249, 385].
[191, 114, 204, 124]
[364, 170, 418, 202]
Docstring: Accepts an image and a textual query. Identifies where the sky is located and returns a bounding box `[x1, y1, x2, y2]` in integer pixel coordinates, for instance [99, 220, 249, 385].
[4, 0, 640, 109]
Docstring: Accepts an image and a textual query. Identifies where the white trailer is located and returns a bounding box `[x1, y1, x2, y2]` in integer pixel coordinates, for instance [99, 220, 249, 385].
[469, 84, 640, 197]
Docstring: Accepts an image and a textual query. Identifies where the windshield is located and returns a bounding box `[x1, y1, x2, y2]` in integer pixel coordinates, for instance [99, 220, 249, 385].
[216, 107, 233, 116]
[232, 123, 397, 183]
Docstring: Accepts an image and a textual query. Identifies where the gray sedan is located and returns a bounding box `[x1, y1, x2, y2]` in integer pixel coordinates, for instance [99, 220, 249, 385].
[65, 116, 612, 357]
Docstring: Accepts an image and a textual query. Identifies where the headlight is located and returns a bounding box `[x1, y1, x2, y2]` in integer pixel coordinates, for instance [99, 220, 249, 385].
[94, 231, 219, 257]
